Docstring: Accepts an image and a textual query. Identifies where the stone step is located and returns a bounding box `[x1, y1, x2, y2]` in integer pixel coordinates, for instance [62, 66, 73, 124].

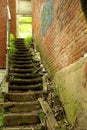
[10, 73, 41, 79]
[14, 51, 29, 55]
[15, 43, 25, 45]
[13, 54, 32, 58]
[10, 78, 42, 85]
[12, 60, 32, 65]
[12, 57, 32, 61]
[9, 84, 43, 91]
[17, 48, 29, 51]
[10, 68, 33, 73]
[13, 64, 33, 69]
[15, 42, 24, 45]
[15, 41, 24, 44]
[15, 43, 25, 47]
[3, 124, 42, 130]
[4, 91, 42, 102]
[3, 112, 40, 127]
[15, 46, 26, 49]
[15, 45, 26, 48]
[4, 101, 41, 113]
[16, 38, 24, 41]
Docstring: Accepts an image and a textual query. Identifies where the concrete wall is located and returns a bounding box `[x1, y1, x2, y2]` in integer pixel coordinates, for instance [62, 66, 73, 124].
[0, 0, 7, 68]
[32, 0, 87, 126]
[54, 57, 87, 125]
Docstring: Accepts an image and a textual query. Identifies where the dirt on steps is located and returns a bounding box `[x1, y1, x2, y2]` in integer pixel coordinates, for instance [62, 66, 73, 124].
[3, 112, 40, 127]
[4, 101, 41, 113]
[4, 91, 42, 102]
[3, 38, 44, 130]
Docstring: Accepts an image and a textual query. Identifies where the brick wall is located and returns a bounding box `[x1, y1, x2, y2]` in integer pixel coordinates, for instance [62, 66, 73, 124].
[8, 0, 16, 36]
[0, 1, 7, 68]
[32, 0, 87, 77]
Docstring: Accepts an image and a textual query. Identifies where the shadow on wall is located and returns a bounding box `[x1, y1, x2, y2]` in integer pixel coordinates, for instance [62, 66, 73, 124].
[80, 0, 87, 20]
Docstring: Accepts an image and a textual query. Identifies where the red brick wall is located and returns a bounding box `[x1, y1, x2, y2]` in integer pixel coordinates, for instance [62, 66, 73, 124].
[8, 0, 16, 37]
[32, 0, 87, 77]
[0, 0, 7, 68]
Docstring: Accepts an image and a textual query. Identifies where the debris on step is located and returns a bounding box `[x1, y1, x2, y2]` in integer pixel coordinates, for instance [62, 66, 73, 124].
[3, 38, 44, 130]
[38, 98, 59, 130]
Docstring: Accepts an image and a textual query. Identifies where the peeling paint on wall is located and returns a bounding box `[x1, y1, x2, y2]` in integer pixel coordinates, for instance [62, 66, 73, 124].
[41, 0, 53, 36]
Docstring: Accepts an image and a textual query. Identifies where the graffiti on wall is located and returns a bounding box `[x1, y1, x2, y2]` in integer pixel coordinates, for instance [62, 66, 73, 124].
[41, 0, 53, 36]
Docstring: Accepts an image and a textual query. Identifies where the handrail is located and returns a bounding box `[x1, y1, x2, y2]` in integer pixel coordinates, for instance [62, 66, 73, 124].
[7, 5, 11, 47]
[6, 3, 11, 84]
[7, 5, 11, 21]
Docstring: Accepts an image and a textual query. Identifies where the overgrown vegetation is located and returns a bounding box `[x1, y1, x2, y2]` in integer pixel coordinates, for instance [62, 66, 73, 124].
[19, 17, 32, 23]
[18, 16, 32, 38]
[0, 108, 3, 129]
[24, 36, 32, 48]
[9, 34, 16, 69]
[9, 34, 16, 59]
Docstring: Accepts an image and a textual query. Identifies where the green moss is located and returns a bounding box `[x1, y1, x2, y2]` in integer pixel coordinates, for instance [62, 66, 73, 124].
[24, 36, 32, 48]
[39, 112, 45, 122]
[9, 34, 16, 59]
[0, 112, 3, 127]
[18, 16, 32, 38]
[19, 17, 32, 23]
[55, 75, 79, 125]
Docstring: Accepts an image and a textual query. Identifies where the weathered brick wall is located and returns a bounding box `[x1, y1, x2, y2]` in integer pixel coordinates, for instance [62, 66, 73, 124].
[0, 1, 7, 68]
[32, 0, 87, 77]
[8, 0, 16, 36]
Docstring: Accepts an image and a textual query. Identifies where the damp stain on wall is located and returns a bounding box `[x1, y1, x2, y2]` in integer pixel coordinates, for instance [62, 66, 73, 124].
[41, 0, 53, 36]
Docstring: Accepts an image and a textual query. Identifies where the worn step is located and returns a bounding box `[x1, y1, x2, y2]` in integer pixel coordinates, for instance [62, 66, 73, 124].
[14, 51, 29, 55]
[4, 101, 40, 113]
[17, 48, 29, 51]
[15, 45, 26, 48]
[10, 68, 33, 73]
[13, 54, 32, 58]
[15, 42, 24, 45]
[12, 57, 32, 61]
[3, 124, 42, 130]
[4, 91, 42, 102]
[12, 60, 32, 65]
[12, 59, 39, 65]
[15, 41, 24, 44]
[9, 84, 42, 91]
[10, 73, 40, 79]
[15, 38, 24, 42]
[10, 78, 42, 85]
[3, 112, 40, 127]
[13, 64, 33, 69]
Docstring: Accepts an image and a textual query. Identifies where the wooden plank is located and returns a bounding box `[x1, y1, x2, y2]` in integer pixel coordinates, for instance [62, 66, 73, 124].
[38, 98, 59, 130]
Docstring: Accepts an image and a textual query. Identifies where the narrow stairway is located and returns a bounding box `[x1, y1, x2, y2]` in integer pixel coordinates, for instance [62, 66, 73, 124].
[3, 39, 43, 130]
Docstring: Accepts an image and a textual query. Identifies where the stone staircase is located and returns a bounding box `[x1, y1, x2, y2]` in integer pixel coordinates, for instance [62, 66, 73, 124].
[3, 39, 43, 130]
